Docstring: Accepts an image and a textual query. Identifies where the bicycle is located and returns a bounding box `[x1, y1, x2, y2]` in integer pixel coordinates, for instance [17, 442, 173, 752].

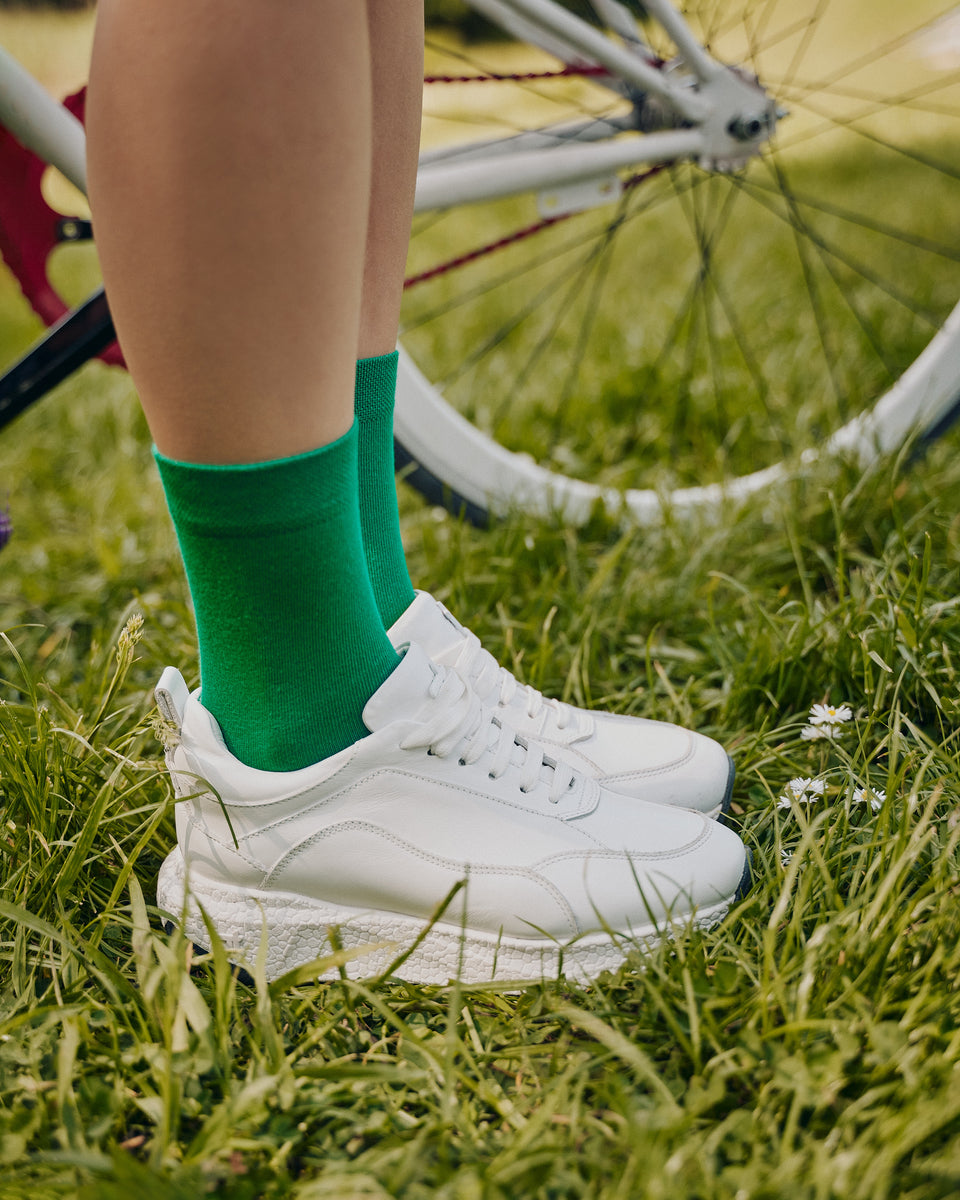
[1, 0, 959, 526]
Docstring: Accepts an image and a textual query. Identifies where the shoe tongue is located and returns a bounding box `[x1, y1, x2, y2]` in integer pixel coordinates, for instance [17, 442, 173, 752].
[389, 592, 466, 662]
[362, 641, 443, 733]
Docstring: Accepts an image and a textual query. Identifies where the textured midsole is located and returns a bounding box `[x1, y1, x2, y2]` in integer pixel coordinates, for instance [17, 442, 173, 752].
[157, 849, 736, 985]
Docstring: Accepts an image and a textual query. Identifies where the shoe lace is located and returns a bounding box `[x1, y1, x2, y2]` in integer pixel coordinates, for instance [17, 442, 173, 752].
[399, 663, 579, 806]
[451, 627, 590, 738]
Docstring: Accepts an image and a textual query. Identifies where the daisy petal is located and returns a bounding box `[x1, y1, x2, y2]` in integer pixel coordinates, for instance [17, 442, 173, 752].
[808, 702, 853, 727]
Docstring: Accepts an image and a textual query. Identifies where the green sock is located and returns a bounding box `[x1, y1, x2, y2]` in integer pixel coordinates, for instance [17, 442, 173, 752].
[355, 351, 416, 629]
[155, 422, 399, 772]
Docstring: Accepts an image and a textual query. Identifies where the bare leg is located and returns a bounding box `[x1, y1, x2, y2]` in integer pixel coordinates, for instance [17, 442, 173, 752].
[87, 0, 372, 463]
[359, 0, 424, 358]
[351, 0, 424, 627]
[86, 0, 400, 773]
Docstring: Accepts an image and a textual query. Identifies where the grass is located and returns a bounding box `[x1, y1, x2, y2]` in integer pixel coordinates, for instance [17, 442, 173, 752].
[4, 6, 960, 1197]
[4, 329, 960, 1196]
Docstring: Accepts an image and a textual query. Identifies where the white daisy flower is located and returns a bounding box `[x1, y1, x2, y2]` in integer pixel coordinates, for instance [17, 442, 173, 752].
[780, 848, 793, 866]
[808, 702, 853, 727]
[778, 777, 826, 807]
[801, 724, 840, 741]
[853, 786, 885, 812]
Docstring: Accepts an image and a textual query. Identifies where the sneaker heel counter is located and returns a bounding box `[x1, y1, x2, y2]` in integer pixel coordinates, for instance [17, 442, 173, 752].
[180, 787, 268, 890]
[178, 812, 265, 889]
[164, 744, 265, 887]
[165, 744, 196, 802]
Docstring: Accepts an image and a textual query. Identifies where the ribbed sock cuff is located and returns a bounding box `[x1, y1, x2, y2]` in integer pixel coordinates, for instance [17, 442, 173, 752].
[154, 421, 360, 535]
[355, 351, 399, 424]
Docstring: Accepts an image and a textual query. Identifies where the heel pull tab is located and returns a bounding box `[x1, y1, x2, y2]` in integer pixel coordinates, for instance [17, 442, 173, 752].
[155, 666, 189, 733]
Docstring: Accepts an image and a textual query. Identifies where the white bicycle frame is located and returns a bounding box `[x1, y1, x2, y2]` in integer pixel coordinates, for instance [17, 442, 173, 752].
[0, 0, 771, 208]
[1, 0, 958, 522]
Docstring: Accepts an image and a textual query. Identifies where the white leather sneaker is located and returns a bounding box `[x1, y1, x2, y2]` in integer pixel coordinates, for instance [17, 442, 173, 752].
[388, 593, 734, 819]
[155, 644, 749, 985]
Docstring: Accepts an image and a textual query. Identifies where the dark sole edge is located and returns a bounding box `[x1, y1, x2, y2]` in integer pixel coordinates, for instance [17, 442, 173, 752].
[733, 847, 753, 903]
[721, 754, 736, 815]
[162, 918, 257, 988]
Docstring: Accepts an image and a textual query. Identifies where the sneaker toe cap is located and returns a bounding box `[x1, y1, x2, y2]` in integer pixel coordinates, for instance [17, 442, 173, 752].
[584, 717, 733, 816]
[539, 817, 747, 929]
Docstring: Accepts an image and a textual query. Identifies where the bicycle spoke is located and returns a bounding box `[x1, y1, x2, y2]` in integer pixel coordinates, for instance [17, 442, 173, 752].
[770, 72, 960, 119]
[400, 0, 960, 505]
[779, 95, 960, 180]
[705, 3, 817, 62]
[696, 180, 730, 440]
[487, 201, 638, 438]
[699, 238, 775, 432]
[552, 202, 626, 433]
[488, 248, 608, 429]
[742, 0, 800, 68]
[435, 231, 610, 397]
[730, 179, 901, 384]
[735, 174, 960, 265]
[736, 168, 944, 326]
[651, 168, 715, 372]
[404, 172, 700, 335]
[781, 0, 830, 94]
[783, 13, 958, 98]
[776, 166, 844, 408]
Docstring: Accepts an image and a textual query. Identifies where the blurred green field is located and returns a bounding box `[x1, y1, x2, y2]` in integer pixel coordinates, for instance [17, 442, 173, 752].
[3, 5, 960, 1197]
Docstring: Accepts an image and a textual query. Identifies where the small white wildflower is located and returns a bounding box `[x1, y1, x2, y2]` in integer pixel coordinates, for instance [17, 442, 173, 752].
[853, 786, 885, 812]
[801, 724, 840, 741]
[809, 702, 853, 727]
[778, 777, 826, 807]
[780, 848, 793, 866]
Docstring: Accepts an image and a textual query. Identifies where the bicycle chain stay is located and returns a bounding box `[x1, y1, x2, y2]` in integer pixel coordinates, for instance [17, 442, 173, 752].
[410, 56, 682, 287]
[404, 163, 664, 290]
[423, 64, 614, 84]
[0, 86, 123, 367]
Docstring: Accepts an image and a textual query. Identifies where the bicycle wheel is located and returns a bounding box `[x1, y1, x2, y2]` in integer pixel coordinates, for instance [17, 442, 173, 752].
[397, 0, 960, 524]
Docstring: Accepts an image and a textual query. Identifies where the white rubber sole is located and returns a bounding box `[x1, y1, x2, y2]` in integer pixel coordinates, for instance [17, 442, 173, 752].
[157, 848, 739, 986]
